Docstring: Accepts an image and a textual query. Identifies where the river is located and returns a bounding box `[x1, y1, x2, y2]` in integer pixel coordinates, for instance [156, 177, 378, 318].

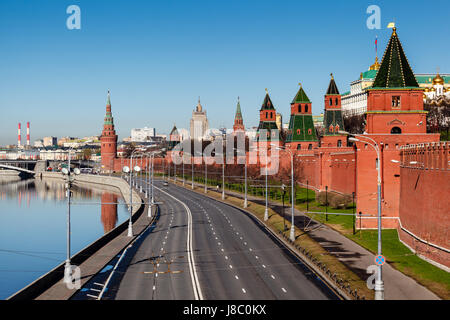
[0, 175, 129, 299]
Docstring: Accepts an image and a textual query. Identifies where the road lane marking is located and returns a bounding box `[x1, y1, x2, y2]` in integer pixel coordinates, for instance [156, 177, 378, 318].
[271, 275, 275, 279]
[229, 265, 233, 269]
[262, 265, 266, 268]
[155, 186, 204, 300]
[242, 288, 246, 293]
[282, 288, 287, 293]
[235, 275, 239, 280]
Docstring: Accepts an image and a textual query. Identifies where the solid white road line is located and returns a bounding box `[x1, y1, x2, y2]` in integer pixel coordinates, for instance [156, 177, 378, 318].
[154, 186, 204, 300]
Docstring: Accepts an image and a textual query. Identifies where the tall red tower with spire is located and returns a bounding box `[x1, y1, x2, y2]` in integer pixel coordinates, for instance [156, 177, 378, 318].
[101, 91, 118, 171]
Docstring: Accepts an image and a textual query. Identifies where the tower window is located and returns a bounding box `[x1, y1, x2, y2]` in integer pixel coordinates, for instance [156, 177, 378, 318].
[337, 140, 342, 147]
[297, 144, 301, 150]
[298, 105, 301, 113]
[391, 127, 402, 134]
[329, 125, 334, 133]
[266, 112, 268, 118]
[308, 144, 313, 150]
[335, 98, 339, 106]
[392, 96, 401, 108]
[296, 129, 301, 135]
[305, 105, 309, 113]
[329, 98, 332, 106]
[308, 128, 312, 135]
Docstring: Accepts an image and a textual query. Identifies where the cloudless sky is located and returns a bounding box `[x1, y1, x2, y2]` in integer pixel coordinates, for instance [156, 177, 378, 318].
[0, 0, 449, 145]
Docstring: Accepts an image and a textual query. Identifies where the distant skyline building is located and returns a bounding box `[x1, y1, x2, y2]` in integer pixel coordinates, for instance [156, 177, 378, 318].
[43, 136, 57, 147]
[190, 98, 209, 140]
[131, 127, 156, 142]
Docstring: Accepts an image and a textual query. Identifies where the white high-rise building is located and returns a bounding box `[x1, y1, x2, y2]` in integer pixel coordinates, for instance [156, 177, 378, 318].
[190, 98, 209, 140]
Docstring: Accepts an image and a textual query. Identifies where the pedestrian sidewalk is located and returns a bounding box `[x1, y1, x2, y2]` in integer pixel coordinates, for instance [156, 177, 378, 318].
[182, 179, 439, 300]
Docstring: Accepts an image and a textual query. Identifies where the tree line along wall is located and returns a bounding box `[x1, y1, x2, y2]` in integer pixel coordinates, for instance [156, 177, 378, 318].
[398, 142, 450, 270]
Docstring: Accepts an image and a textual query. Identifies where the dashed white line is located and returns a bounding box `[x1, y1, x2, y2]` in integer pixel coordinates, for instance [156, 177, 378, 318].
[262, 265, 266, 268]
[270, 274, 275, 279]
[282, 288, 287, 293]
[229, 265, 233, 269]
[242, 288, 246, 293]
[235, 275, 239, 280]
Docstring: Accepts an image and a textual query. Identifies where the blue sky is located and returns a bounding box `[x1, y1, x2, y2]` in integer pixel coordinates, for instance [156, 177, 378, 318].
[0, 0, 449, 145]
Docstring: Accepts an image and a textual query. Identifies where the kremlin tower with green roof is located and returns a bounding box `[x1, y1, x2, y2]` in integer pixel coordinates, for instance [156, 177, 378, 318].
[100, 90, 118, 171]
[256, 89, 281, 144]
[366, 26, 426, 135]
[285, 83, 318, 150]
[321, 74, 347, 147]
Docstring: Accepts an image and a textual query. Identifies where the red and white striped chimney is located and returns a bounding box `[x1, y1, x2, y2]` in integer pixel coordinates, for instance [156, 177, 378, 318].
[18, 123, 21, 147]
[27, 122, 30, 146]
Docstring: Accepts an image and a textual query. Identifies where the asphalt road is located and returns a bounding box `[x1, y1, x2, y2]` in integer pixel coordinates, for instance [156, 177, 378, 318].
[114, 179, 338, 300]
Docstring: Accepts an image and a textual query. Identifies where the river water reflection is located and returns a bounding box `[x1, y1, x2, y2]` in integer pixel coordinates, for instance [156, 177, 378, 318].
[0, 176, 129, 299]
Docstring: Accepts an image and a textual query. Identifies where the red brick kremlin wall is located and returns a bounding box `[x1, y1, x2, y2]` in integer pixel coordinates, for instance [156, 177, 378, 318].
[398, 142, 450, 269]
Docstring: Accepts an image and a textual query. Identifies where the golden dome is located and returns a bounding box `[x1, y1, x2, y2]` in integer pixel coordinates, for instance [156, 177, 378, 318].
[432, 73, 444, 85]
[369, 56, 381, 71]
[424, 87, 430, 92]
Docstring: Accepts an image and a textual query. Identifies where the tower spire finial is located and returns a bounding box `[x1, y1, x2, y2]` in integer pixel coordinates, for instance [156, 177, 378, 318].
[330, 73, 334, 80]
[265, 88, 268, 94]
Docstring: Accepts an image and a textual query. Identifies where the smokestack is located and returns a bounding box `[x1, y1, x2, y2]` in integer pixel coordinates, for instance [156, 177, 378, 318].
[18, 123, 21, 147]
[27, 122, 30, 146]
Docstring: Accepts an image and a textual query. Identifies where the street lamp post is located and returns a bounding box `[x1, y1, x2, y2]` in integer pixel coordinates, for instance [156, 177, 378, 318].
[233, 147, 248, 208]
[244, 155, 248, 208]
[62, 147, 81, 285]
[264, 148, 269, 221]
[204, 158, 208, 193]
[251, 146, 269, 220]
[222, 160, 225, 200]
[145, 157, 149, 199]
[274, 145, 295, 242]
[151, 153, 155, 205]
[139, 155, 143, 193]
[191, 153, 195, 189]
[125, 151, 141, 237]
[341, 130, 384, 300]
[281, 184, 286, 231]
[182, 152, 185, 186]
